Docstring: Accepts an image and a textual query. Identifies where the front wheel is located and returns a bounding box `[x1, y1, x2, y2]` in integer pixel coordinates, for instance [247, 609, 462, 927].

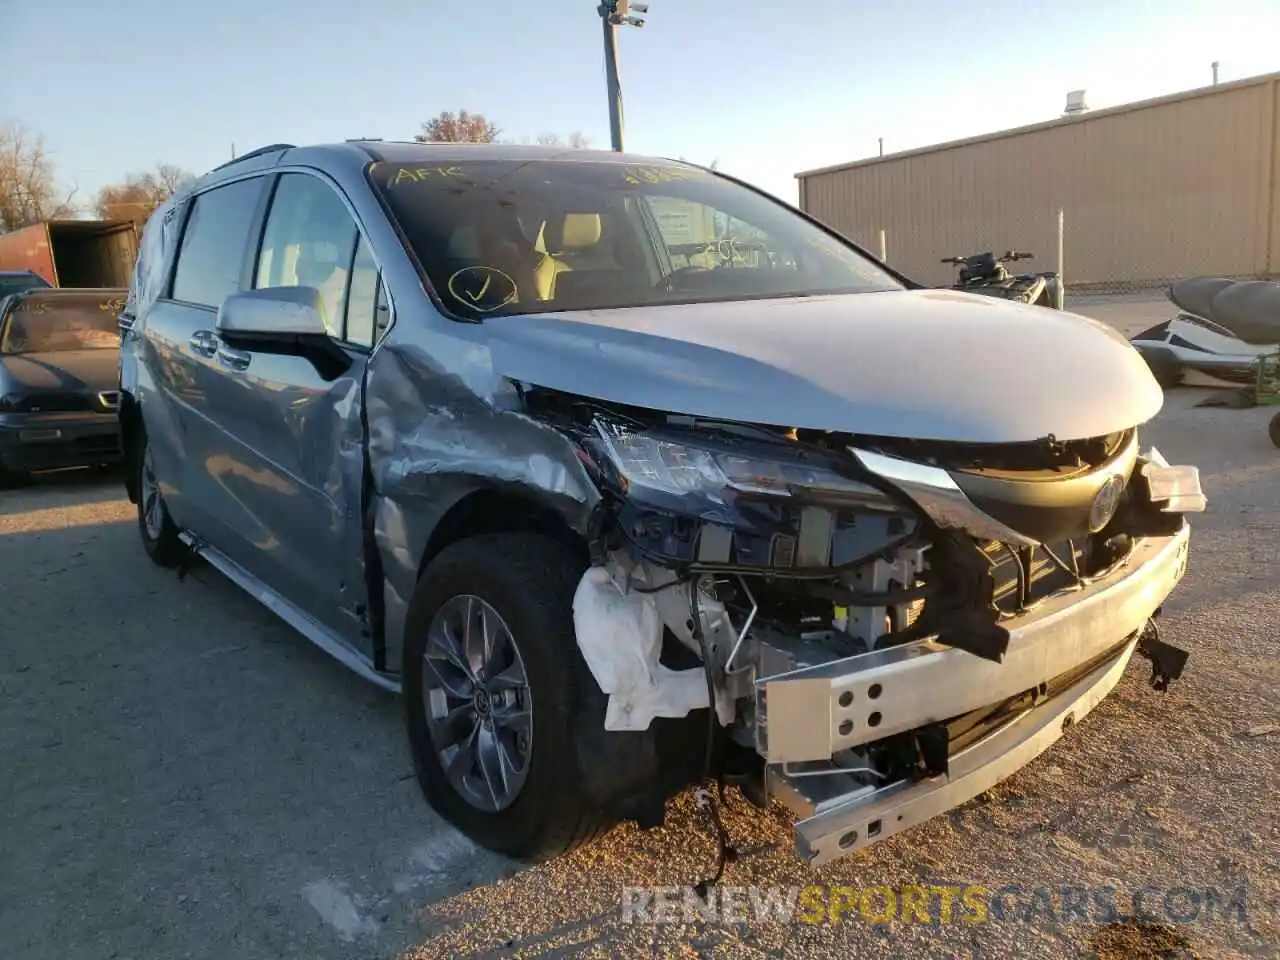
[135, 434, 185, 567]
[1269, 412, 1280, 449]
[403, 533, 611, 861]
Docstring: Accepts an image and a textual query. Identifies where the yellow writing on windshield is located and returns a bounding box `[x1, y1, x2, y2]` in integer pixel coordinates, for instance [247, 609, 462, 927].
[99, 297, 126, 313]
[388, 166, 466, 187]
[622, 166, 708, 186]
[446, 265, 518, 313]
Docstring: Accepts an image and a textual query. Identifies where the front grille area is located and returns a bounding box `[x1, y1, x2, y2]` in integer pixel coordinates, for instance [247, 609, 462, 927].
[853, 429, 1134, 479]
[980, 538, 1089, 614]
[12, 392, 94, 413]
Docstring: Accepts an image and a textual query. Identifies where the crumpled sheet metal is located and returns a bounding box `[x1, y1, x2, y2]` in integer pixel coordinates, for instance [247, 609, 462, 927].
[363, 336, 602, 673]
[288, 365, 369, 606]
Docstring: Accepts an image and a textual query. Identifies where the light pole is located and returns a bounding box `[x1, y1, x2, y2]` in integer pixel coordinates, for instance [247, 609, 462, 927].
[598, 0, 647, 152]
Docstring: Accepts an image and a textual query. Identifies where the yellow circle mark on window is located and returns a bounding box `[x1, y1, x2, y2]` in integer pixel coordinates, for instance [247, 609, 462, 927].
[446, 265, 518, 313]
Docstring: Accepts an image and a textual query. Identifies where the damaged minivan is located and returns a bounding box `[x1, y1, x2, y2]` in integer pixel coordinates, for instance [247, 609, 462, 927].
[117, 141, 1206, 868]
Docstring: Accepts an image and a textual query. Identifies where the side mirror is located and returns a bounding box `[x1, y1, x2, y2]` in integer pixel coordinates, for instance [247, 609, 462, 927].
[216, 287, 352, 380]
[217, 285, 329, 338]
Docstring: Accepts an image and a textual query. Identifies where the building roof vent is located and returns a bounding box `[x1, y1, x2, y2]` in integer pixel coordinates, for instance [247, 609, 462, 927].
[1064, 90, 1089, 116]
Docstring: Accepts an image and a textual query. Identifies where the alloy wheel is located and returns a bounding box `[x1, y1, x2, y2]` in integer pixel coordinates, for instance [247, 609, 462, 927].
[421, 594, 533, 812]
[140, 444, 164, 541]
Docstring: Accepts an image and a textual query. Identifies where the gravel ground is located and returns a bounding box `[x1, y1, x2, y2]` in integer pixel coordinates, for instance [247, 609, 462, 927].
[1, 385, 1277, 960]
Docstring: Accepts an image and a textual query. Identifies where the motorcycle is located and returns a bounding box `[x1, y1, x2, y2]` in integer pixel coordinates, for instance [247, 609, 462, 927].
[941, 250, 1064, 310]
[1129, 276, 1280, 389]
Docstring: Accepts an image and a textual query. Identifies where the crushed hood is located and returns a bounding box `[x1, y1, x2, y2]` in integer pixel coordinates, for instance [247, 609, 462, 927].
[484, 289, 1163, 443]
[0, 349, 118, 393]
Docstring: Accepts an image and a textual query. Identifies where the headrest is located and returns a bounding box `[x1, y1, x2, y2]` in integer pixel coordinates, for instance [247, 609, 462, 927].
[560, 213, 601, 249]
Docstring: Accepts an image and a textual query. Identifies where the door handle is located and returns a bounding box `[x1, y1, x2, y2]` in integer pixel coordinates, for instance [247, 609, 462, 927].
[189, 330, 218, 358]
[216, 342, 252, 371]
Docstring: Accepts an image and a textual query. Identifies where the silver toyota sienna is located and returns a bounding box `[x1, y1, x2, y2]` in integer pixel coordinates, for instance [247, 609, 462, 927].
[117, 141, 1206, 868]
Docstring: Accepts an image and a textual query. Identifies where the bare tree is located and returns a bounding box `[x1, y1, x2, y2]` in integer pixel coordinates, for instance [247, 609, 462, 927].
[415, 110, 500, 144]
[0, 122, 78, 232]
[94, 164, 194, 228]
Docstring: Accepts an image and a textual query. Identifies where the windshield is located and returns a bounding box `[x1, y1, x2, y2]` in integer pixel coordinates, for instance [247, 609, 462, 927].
[0, 294, 124, 354]
[368, 159, 902, 319]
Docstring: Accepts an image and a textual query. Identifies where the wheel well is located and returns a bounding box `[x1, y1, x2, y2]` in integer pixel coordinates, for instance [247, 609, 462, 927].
[417, 488, 589, 582]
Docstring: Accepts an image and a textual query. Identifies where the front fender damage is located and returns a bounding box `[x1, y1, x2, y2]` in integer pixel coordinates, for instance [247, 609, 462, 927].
[363, 342, 601, 675]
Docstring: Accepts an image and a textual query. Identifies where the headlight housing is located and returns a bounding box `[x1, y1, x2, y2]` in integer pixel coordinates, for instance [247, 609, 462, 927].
[587, 417, 918, 569]
[593, 417, 894, 506]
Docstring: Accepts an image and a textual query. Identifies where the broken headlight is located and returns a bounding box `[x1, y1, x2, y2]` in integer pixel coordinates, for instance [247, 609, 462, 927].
[592, 417, 893, 506]
[588, 416, 921, 567]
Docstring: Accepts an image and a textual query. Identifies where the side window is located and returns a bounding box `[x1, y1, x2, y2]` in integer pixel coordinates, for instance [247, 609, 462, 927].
[255, 173, 359, 339]
[170, 177, 265, 309]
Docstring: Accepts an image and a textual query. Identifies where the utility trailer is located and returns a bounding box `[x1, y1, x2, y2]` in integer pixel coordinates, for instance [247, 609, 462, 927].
[0, 219, 138, 289]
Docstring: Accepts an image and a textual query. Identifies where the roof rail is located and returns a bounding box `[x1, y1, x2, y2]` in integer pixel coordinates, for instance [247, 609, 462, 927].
[211, 143, 296, 172]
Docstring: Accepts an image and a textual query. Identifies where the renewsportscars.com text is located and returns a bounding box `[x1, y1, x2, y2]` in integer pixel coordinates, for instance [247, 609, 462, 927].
[621, 884, 1249, 926]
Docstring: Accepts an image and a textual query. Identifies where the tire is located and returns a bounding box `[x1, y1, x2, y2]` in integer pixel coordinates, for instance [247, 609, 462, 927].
[135, 433, 185, 567]
[403, 533, 612, 861]
[1269, 412, 1280, 449]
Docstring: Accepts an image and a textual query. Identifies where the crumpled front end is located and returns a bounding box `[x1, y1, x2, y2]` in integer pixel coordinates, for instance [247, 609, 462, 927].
[546, 389, 1206, 865]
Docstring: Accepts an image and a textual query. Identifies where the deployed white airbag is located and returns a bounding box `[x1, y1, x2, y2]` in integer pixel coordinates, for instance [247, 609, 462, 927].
[572, 566, 712, 731]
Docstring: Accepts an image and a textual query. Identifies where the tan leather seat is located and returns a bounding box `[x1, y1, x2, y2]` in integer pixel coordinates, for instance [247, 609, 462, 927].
[532, 213, 602, 300]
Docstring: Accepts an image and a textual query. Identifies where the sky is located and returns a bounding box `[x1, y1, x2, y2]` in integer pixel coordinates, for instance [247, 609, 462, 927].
[2, 0, 1279, 211]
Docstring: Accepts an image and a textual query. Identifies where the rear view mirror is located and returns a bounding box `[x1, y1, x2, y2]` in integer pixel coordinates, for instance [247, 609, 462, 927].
[216, 287, 352, 380]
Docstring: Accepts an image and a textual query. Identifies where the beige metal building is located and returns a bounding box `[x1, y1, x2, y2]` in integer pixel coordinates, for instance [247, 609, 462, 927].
[796, 70, 1280, 291]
